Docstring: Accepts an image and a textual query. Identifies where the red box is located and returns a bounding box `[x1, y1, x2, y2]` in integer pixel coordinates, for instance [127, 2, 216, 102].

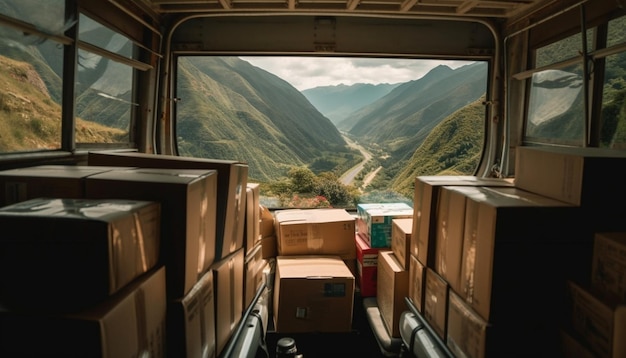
[355, 233, 382, 297]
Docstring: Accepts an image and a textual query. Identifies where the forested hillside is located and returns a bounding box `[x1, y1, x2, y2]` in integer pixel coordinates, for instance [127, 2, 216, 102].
[176, 57, 359, 182]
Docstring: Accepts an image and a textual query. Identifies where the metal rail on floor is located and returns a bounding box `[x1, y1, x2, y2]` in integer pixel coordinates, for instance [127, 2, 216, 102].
[403, 297, 455, 358]
[220, 282, 269, 358]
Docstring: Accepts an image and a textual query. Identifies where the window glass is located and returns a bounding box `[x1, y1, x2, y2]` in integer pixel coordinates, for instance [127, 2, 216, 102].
[599, 16, 626, 149]
[526, 29, 591, 145]
[75, 15, 134, 145]
[78, 14, 133, 59]
[0, 8, 65, 153]
[525, 64, 585, 144]
[176, 56, 487, 209]
[535, 31, 592, 67]
[0, 0, 66, 31]
[607, 15, 626, 47]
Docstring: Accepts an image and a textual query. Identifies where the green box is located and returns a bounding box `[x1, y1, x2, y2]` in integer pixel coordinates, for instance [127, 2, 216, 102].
[357, 203, 413, 248]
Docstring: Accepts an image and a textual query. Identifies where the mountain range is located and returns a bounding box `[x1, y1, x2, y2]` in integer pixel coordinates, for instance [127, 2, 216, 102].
[176, 57, 487, 189]
[302, 83, 400, 125]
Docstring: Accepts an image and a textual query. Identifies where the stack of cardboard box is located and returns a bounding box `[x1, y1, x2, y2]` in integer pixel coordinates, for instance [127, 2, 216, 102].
[86, 151, 250, 357]
[272, 208, 356, 333]
[564, 232, 626, 358]
[0, 197, 167, 357]
[83, 166, 222, 358]
[355, 202, 413, 340]
[511, 146, 626, 358]
[408, 146, 626, 357]
[0, 150, 252, 357]
[243, 183, 273, 311]
[355, 202, 413, 304]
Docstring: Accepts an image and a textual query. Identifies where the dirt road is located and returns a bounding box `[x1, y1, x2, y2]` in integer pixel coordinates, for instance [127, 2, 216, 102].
[339, 135, 378, 188]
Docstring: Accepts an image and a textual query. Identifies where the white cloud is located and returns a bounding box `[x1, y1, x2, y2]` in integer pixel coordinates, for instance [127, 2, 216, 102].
[240, 56, 474, 91]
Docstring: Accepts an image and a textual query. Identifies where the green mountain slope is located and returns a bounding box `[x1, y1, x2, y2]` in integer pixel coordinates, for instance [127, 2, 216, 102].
[0, 55, 126, 151]
[176, 57, 355, 182]
[390, 96, 487, 197]
[344, 62, 487, 161]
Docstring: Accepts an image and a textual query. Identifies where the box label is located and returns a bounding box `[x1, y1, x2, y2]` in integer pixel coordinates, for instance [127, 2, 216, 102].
[324, 283, 346, 297]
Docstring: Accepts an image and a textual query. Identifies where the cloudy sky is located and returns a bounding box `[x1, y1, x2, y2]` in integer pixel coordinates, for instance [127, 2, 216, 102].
[240, 56, 474, 91]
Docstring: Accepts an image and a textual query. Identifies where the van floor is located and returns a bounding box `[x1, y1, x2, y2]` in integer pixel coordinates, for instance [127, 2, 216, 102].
[263, 292, 394, 358]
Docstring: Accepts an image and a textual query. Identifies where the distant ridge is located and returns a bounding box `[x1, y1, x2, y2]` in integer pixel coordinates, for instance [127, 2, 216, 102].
[302, 83, 400, 125]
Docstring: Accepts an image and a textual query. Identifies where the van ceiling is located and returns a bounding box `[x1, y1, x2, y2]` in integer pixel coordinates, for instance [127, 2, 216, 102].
[142, 0, 566, 22]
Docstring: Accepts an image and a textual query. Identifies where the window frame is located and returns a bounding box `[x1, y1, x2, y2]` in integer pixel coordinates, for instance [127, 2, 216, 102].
[513, 12, 626, 149]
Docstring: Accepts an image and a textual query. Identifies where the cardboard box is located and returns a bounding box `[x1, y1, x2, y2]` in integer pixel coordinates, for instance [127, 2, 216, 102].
[259, 204, 275, 238]
[355, 233, 381, 297]
[273, 256, 354, 333]
[408, 254, 425, 313]
[514, 146, 626, 229]
[85, 167, 218, 299]
[213, 247, 244, 356]
[0, 197, 160, 312]
[357, 203, 413, 248]
[560, 329, 598, 358]
[569, 280, 626, 358]
[244, 183, 262, 254]
[87, 151, 248, 261]
[377, 250, 409, 337]
[459, 186, 592, 322]
[435, 186, 475, 294]
[0, 165, 131, 206]
[167, 269, 216, 358]
[260, 234, 277, 259]
[411, 175, 513, 268]
[591, 232, 626, 302]
[274, 208, 356, 259]
[391, 218, 412, 270]
[446, 289, 489, 358]
[423, 267, 448, 341]
[344, 257, 357, 282]
[0, 266, 166, 357]
[244, 242, 269, 309]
